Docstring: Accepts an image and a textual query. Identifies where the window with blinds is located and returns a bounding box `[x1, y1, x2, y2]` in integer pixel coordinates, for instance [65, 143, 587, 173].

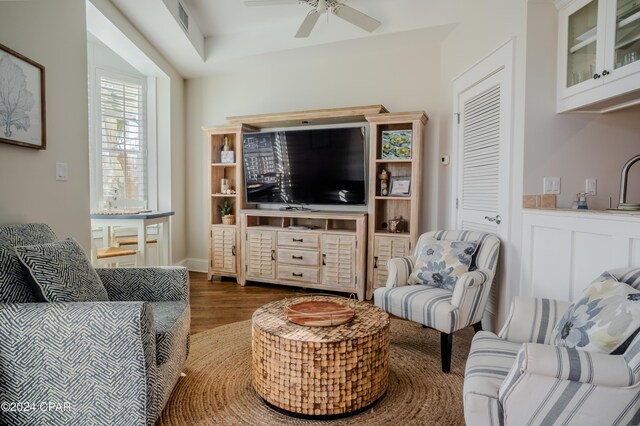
[98, 74, 147, 206]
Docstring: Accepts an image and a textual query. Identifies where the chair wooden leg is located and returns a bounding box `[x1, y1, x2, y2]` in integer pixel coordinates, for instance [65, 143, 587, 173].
[440, 332, 453, 373]
[473, 322, 483, 333]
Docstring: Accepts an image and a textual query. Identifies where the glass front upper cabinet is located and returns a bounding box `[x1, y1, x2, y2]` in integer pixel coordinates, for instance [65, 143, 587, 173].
[614, 0, 640, 69]
[567, 0, 600, 87]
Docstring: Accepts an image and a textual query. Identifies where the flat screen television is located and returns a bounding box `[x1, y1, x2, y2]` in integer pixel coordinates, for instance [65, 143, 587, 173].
[242, 126, 367, 206]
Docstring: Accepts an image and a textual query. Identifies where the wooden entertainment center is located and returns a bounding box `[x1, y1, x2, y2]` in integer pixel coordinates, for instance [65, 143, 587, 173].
[203, 105, 427, 300]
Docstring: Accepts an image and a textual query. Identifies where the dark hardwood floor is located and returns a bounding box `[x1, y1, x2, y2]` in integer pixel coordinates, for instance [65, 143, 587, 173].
[190, 271, 320, 334]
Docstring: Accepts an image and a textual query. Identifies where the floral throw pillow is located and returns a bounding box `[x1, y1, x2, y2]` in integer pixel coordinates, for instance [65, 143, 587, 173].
[552, 274, 640, 354]
[407, 239, 478, 291]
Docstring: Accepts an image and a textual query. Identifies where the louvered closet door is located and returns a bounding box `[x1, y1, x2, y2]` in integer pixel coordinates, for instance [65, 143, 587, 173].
[454, 42, 513, 329]
[321, 234, 356, 289]
[212, 227, 236, 273]
[456, 69, 509, 237]
[245, 229, 276, 280]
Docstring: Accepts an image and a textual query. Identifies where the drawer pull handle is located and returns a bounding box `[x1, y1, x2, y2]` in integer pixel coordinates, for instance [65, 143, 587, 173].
[292, 238, 304, 243]
[292, 255, 303, 260]
[322, 253, 326, 266]
[374, 256, 378, 268]
[292, 272, 303, 277]
[232, 245, 236, 256]
[271, 250, 276, 261]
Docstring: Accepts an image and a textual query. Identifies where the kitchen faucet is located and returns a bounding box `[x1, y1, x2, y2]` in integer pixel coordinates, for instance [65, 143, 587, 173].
[619, 154, 640, 207]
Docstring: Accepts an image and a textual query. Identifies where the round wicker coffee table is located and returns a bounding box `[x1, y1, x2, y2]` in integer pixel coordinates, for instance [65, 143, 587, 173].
[251, 296, 390, 417]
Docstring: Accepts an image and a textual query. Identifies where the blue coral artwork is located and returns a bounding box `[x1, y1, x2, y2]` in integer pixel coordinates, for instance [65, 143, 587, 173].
[381, 130, 412, 160]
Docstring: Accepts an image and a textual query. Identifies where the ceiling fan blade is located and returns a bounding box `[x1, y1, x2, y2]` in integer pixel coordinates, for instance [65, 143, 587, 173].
[332, 4, 381, 32]
[295, 10, 321, 38]
[245, 0, 302, 6]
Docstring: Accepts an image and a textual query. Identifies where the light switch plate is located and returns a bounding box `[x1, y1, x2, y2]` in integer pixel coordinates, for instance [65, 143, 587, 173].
[543, 177, 561, 195]
[586, 178, 597, 196]
[56, 162, 68, 181]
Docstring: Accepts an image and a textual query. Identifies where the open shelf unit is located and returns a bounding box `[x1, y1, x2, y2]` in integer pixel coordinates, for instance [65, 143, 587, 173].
[203, 123, 257, 280]
[365, 112, 428, 298]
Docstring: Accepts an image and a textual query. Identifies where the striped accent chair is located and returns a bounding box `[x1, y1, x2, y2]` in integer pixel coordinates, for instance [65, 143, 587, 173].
[374, 230, 500, 373]
[0, 224, 190, 426]
[464, 267, 640, 425]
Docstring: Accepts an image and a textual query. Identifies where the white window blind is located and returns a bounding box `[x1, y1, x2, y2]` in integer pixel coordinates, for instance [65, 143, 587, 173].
[98, 74, 147, 206]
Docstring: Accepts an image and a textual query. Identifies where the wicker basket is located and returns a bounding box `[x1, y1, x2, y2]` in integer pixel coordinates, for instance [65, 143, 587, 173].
[222, 214, 235, 225]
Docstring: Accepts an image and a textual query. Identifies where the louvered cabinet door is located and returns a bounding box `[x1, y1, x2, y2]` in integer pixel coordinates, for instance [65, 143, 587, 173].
[321, 234, 357, 289]
[245, 229, 276, 280]
[372, 236, 411, 289]
[212, 226, 236, 273]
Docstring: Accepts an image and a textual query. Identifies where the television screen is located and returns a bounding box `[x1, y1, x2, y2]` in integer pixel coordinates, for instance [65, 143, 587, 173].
[243, 127, 366, 205]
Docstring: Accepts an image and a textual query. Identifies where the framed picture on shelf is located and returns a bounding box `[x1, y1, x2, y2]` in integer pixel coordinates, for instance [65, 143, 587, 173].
[0, 42, 46, 150]
[381, 130, 411, 159]
[390, 177, 411, 196]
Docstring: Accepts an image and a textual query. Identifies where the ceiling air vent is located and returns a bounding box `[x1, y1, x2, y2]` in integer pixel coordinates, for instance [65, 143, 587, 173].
[178, 2, 189, 30]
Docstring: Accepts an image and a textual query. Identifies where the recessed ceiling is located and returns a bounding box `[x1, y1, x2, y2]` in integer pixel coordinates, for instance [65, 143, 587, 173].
[107, 0, 462, 78]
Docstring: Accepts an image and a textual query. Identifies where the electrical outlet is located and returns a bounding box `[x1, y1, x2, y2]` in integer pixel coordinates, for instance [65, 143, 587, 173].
[440, 155, 450, 165]
[586, 178, 597, 196]
[543, 177, 561, 195]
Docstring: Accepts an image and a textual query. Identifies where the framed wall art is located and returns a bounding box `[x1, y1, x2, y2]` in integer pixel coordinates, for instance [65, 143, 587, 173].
[381, 129, 411, 159]
[0, 42, 46, 149]
[390, 176, 411, 196]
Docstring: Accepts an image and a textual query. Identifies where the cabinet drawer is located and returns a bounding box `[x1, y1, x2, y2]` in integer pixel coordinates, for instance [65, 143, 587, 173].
[277, 231, 320, 249]
[277, 248, 319, 267]
[277, 265, 319, 284]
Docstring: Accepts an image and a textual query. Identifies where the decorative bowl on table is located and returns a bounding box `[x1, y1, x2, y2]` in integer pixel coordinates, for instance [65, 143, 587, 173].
[285, 294, 356, 327]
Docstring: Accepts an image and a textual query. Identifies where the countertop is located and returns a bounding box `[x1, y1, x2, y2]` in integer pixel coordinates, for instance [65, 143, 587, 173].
[523, 207, 640, 219]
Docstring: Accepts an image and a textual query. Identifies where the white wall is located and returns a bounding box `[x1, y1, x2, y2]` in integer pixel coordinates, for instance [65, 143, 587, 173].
[185, 26, 449, 266]
[0, 0, 91, 249]
[523, 2, 640, 211]
[88, 0, 187, 264]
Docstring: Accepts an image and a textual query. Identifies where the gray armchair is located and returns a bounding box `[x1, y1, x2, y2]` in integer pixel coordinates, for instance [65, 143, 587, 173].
[374, 230, 500, 373]
[0, 224, 190, 426]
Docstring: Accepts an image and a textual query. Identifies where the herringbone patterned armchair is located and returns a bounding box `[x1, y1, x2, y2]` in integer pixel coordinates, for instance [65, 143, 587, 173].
[0, 224, 190, 426]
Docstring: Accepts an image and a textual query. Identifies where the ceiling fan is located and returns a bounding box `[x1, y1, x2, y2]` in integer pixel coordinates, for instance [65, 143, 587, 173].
[244, 0, 382, 38]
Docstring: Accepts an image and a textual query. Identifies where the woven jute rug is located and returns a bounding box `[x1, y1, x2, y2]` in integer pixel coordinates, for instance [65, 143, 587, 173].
[158, 319, 473, 426]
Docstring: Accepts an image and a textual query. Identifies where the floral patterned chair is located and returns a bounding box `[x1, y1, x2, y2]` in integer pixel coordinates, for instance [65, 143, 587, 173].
[374, 230, 500, 373]
[463, 267, 640, 425]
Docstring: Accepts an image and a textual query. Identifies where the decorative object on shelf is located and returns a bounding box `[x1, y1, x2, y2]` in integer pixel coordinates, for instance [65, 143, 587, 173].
[0, 42, 46, 150]
[221, 136, 235, 163]
[378, 168, 389, 196]
[390, 176, 411, 196]
[381, 130, 412, 159]
[221, 178, 230, 193]
[388, 216, 406, 233]
[219, 199, 235, 225]
[575, 192, 589, 210]
[285, 294, 356, 327]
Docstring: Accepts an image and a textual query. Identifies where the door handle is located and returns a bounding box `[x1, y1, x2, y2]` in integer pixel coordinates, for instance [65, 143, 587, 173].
[322, 253, 326, 266]
[374, 256, 378, 268]
[484, 215, 502, 225]
[231, 245, 236, 256]
[271, 249, 276, 261]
